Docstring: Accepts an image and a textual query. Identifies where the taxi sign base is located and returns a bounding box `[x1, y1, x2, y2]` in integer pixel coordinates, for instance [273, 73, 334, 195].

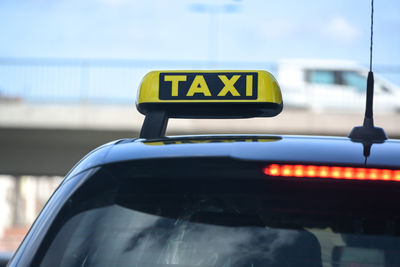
[140, 110, 168, 139]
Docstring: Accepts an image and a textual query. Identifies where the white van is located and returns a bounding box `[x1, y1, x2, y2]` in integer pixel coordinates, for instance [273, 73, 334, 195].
[277, 59, 400, 113]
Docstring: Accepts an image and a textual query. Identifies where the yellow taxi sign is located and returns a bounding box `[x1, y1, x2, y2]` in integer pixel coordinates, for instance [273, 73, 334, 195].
[137, 70, 283, 118]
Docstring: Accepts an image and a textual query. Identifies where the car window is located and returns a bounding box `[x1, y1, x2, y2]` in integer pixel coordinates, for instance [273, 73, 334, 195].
[40, 205, 325, 267]
[308, 70, 336, 85]
[342, 71, 366, 92]
[34, 162, 400, 267]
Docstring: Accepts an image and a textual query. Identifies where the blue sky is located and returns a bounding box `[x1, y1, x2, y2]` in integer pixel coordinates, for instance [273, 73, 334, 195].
[1, 0, 399, 64]
[0, 0, 399, 101]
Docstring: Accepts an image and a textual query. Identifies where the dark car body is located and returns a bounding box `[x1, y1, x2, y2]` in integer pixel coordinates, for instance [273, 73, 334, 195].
[7, 135, 400, 266]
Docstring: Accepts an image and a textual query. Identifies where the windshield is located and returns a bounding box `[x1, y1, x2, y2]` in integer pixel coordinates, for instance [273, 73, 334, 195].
[341, 71, 366, 92]
[34, 161, 400, 267]
[40, 203, 325, 267]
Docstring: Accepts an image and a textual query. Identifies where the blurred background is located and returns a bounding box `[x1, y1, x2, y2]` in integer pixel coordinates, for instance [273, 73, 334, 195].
[0, 0, 399, 252]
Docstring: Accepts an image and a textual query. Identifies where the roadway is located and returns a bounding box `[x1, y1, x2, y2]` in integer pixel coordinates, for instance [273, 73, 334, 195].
[1, 102, 399, 176]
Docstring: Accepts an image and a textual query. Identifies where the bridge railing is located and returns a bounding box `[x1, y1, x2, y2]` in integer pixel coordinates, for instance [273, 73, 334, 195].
[0, 58, 277, 104]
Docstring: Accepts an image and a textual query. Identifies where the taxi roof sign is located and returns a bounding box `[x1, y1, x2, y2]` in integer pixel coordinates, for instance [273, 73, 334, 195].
[136, 70, 283, 138]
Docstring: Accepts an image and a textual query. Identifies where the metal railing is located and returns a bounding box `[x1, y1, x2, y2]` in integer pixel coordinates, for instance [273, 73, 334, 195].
[0, 58, 276, 104]
[0, 57, 399, 104]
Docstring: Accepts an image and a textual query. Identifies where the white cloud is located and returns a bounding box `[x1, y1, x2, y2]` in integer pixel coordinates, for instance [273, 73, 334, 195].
[323, 16, 361, 44]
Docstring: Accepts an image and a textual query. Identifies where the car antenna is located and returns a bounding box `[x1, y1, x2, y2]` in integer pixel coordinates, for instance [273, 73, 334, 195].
[348, 0, 387, 164]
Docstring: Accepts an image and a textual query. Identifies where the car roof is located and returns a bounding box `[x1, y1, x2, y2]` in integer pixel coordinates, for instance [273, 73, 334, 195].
[68, 135, 400, 178]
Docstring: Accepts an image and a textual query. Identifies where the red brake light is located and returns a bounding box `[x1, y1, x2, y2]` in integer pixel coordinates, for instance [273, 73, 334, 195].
[264, 164, 400, 181]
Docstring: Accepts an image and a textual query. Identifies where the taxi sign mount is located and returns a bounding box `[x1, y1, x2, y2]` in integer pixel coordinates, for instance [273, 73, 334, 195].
[137, 70, 283, 139]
